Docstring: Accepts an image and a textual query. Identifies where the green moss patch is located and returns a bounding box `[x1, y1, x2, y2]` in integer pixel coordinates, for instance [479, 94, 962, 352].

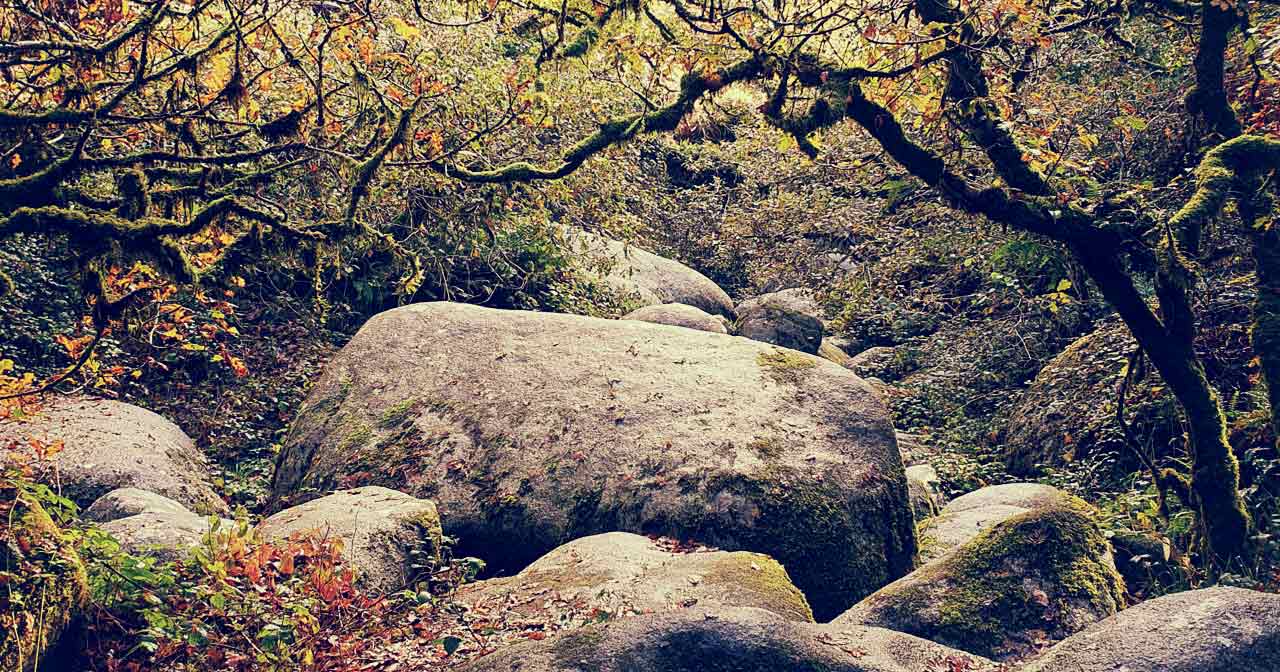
[851, 502, 1125, 661]
[756, 349, 817, 385]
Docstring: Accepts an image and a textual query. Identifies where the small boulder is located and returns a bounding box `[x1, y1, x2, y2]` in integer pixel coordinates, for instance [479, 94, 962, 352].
[459, 532, 813, 624]
[622, 303, 728, 334]
[894, 431, 935, 465]
[1021, 587, 1280, 672]
[84, 488, 190, 523]
[734, 289, 825, 354]
[101, 509, 229, 563]
[835, 503, 1125, 662]
[817, 338, 854, 368]
[458, 606, 998, 672]
[1, 492, 89, 672]
[918, 483, 1074, 566]
[0, 397, 227, 515]
[572, 230, 734, 318]
[258, 486, 443, 594]
[918, 504, 1030, 564]
[904, 464, 941, 521]
[944, 482, 1070, 513]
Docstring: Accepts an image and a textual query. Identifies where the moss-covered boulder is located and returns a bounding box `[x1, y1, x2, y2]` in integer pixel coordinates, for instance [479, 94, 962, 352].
[918, 504, 1030, 564]
[460, 532, 813, 624]
[918, 483, 1073, 562]
[458, 606, 998, 672]
[835, 503, 1125, 662]
[259, 486, 442, 594]
[734, 289, 825, 354]
[270, 302, 915, 619]
[944, 482, 1071, 513]
[1, 491, 89, 672]
[622, 303, 728, 334]
[0, 397, 227, 515]
[571, 230, 735, 318]
[1022, 587, 1280, 672]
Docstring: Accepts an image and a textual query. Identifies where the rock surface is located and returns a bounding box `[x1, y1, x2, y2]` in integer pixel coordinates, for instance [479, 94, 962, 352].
[101, 509, 229, 563]
[918, 483, 1073, 562]
[835, 503, 1125, 662]
[817, 338, 854, 368]
[1021, 587, 1280, 672]
[458, 606, 998, 672]
[734, 289, 825, 354]
[84, 487, 191, 523]
[904, 464, 941, 521]
[572, 230, 734, 318]
[459, 532, 813, 623]
[270, 302, 915, 619]
[944, 482, 1071, 513]
[622, 303, 728, 334]
[258, 486, 443, 593]
[1, 493, 89, 672]
[918, 504, 1030, 564]
[0, 397, 227, 515]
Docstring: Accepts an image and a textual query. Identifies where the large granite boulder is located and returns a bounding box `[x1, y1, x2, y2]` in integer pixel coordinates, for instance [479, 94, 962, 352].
[258, 486, 443, 594]
[270, 302, 915, 619]
[835, 503, 1125, 662]
[622, 303, 728, 334]
[0, 397, 227, 515]
[572, 230, 734, 318]
[734, 289, 825, 354]
[1021, 587, 1280, 672]
[1, 492, 89, 672]
[458, 607, 998, 672]
[459, 532, 813, 624]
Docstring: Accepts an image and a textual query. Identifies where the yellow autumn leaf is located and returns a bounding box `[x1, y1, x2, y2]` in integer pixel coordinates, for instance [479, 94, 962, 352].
[388, 17, 422, 41]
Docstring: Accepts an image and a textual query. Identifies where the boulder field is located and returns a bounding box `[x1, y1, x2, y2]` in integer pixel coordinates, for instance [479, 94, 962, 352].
[269, 301, 916, 619]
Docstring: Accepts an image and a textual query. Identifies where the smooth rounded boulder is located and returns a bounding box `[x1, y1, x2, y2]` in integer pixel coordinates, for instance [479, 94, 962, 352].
[1021, 587, 1280, 672]
[270, 302, 915, 619]
[459, 532, 813, 623]
[258, 486, 443, 594]
[572, 230, 734, 318]
[919, 483, 1073, 562]
[0, 397, 228, 515]
[622, 303, 728, 334]
[458, 607, 998, 672]
[835, 503, 1125, 662]
[734, 288, 825, 354]
[101, 509, 230, 563]
[84, 488, 191, 523]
